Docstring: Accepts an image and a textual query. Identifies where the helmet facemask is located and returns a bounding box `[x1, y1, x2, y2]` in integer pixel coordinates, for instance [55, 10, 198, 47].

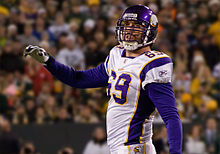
[115, 5, 158, 51]
[116, 20, 148, 51]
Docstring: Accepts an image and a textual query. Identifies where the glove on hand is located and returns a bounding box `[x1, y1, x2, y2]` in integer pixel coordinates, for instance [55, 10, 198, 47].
[24, 45, 49, 64]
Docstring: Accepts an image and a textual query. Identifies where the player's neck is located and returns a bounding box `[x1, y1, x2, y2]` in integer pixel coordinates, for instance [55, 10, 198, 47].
[126, 46, 151, 57]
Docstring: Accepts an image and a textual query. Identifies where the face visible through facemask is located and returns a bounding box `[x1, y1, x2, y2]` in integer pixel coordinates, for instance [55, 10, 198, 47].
[120, 20, 145, 43]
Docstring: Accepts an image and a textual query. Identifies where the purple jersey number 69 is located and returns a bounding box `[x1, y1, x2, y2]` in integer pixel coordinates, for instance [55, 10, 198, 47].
[107, 70, 132, 105]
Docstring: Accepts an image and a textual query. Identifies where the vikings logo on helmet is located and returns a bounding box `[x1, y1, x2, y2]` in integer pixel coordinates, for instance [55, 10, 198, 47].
[150, 14, 158, 27]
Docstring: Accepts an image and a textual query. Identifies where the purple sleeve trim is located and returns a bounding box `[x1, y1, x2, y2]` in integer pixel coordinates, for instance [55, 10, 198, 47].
[145, 83, 183, 154]
[140, 57, 172, 81]
[44, 56, 109, 88]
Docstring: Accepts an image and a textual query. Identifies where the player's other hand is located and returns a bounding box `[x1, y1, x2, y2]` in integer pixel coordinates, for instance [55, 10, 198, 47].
[24, 45, 49, 64]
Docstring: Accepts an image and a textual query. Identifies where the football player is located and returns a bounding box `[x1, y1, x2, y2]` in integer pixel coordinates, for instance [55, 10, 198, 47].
[24, 5, 182, 154]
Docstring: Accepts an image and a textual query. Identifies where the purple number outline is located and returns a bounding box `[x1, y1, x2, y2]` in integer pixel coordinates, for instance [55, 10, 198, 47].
[145, 51, 156, 58]
[114, 73, 132, 105]
[107, 70, 116, 98]
[107, 71, 132, 105]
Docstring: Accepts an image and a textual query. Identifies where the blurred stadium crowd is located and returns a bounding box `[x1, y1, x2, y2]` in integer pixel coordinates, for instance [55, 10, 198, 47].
[0, 0, 220, 153]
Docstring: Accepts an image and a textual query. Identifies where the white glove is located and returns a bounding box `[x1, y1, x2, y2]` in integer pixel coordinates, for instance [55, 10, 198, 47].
[24, 45, 49, 64]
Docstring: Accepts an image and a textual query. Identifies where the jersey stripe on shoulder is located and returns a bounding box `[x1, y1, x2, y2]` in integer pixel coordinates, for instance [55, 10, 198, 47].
[140, 56, 172, 81]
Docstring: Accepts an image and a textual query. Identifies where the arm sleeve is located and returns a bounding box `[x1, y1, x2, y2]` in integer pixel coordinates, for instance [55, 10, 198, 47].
[44, 56, 109, 88]
[145, 83, 183, 154]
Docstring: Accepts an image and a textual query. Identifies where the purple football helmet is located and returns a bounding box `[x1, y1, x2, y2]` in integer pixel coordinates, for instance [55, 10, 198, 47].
[116, 5, 158, 51]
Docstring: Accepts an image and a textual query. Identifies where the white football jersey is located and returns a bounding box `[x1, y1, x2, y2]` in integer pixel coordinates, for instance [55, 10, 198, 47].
[104, 46, 173, 152]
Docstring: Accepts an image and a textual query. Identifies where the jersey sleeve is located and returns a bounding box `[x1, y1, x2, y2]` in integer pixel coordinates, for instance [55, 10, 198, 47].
[141, 57, 173, 89]
[44, 56, 109, 88]
[145, 83, 183, 154]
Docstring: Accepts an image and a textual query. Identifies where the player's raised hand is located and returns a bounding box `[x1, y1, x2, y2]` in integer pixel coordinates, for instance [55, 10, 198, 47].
[24, 45, 49, 64]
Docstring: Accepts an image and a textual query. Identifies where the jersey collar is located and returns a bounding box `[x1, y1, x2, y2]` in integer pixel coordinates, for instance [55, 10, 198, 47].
[121, 49, 149, 59]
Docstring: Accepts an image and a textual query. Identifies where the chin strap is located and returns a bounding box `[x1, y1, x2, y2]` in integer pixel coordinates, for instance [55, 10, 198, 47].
[122, 41, 139, 50]
[121, 37, 156, 51]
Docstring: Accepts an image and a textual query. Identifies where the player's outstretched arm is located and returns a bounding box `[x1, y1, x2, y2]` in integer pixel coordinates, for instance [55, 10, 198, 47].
[24, 45, 109, 88]
[145, 83, 183, 154]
